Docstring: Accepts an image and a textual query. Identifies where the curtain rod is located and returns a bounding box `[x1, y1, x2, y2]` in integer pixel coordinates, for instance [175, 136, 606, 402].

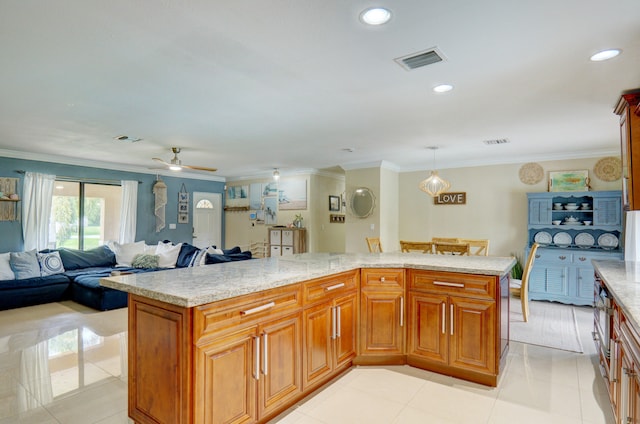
[15, 170, 142, 185]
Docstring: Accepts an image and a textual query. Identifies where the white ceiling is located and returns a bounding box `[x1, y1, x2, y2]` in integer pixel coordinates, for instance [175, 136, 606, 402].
[0, 1, 639, 180]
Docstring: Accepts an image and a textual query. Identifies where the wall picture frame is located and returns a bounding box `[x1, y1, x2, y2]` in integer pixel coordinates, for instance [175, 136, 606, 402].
[548, 170, 590, 192]
[329, 195, 340, 211]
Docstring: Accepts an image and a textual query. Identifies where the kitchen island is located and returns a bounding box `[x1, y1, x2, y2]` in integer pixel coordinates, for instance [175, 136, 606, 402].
[101, 253, 515, 424]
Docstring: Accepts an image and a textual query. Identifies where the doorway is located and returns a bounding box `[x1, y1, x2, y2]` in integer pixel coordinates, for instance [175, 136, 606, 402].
[192, 192, 222, 249]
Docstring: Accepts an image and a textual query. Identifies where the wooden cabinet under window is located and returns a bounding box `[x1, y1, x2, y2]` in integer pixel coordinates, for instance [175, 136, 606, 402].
[269, 227, 306, 257]
[357, 268, 405, 364]
[615, 90, 640, 211]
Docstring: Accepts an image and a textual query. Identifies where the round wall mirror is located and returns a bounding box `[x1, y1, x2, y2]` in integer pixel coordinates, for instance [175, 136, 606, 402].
[349, 187, 376, 218]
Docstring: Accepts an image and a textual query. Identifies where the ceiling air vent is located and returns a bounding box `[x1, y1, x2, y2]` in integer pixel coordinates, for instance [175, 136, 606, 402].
[394, 47, 445, 71]
[483, 138, 510, 145]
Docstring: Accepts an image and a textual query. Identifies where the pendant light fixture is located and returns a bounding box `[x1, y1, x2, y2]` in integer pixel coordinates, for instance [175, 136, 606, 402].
[273, 168, 280, 181]
[419, 147, 450, 197]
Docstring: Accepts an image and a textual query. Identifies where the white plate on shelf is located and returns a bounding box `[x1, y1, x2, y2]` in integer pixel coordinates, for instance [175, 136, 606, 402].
[534, 231, 552, 245]
[553, 232, 572, 247]
[598, 233, 619, 250]
[575, 232, 595, 249]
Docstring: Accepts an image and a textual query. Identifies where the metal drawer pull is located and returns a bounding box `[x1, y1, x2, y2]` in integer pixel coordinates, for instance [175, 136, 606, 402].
[254, 336, 260, 380]
[399, 296, 404, 327]
[441, 303, 446, 334]
[433, 281, 464, 288]
[262, 333, 268, 376]
[336, 306, 341, 337]
[450, 304, 454, 335]
[579, 257, 587, 261]
[558, 255, 566, 260]
[332, 307, 337, 339]
[325, 283, 345, 291]
[241, 301, 276, 316]
[380, 277, 386, 282]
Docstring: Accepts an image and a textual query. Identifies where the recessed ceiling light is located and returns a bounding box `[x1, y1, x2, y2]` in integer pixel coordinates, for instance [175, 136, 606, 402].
[360, 7, 391, 25]
[433, 84, 454, 93]
[590, 49, 621, 62]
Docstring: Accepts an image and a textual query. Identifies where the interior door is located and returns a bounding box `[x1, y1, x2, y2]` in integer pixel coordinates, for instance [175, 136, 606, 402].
[192, 192, 222, 249]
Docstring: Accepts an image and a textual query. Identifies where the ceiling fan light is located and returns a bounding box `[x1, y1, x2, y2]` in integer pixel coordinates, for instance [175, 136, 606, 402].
[169, 165, 182, 171]
[419, 170, 451, 197]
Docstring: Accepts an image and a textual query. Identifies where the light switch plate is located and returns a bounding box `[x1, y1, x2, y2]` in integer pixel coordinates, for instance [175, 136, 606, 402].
[169, 223, 176, 229]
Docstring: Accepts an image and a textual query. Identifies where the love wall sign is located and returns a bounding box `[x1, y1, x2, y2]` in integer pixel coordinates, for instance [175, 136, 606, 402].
[434, 192, 466, 205]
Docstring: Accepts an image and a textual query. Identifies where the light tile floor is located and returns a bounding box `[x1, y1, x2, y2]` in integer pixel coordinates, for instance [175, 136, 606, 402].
[0, 300, 614, 424]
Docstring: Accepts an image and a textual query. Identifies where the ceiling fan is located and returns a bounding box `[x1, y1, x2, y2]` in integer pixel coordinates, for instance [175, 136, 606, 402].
[152, 147, 217, 172]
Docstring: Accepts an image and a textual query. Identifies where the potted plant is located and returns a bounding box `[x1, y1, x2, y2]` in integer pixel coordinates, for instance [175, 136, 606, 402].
[293, 214, 303, 228]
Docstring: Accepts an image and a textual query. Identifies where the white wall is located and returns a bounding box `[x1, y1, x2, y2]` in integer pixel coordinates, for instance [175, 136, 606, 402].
[398, 157, 622, 257]
[344, 167, 381, 253]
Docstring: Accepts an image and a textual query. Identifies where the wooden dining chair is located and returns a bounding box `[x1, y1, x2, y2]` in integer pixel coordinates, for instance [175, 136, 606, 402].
[434, 242, 470, 255]
[400, 241, 433, 253]
[366, 237, 383, 253]
[509, 243, 540, 322]
[459, 239, 490, 256]
[432, 237, 461, 243]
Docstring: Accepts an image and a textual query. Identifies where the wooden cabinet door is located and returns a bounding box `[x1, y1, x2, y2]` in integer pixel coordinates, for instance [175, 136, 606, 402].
[334, 292, 357, 367]
[448, 296, 496, 375]
[360, 290, 404, 355]
[528, 198, 552, 225]
[258, 313, 302, 419]
[195, 326, 258, 424]
[408, 292, 447, 365]
[302, 302, 333, 388]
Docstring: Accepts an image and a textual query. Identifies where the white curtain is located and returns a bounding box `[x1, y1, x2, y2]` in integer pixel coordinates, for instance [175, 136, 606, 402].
[22, 172, 55, 251]
[119, 180, 138, 244]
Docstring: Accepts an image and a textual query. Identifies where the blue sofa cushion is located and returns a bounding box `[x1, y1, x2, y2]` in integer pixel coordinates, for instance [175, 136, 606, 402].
[0, 274, 70, 290]
[176, 243, 201, 268]
[58, 246, 117, 270]
[205, 251, 252, 264]
[223, 246, 242, 255]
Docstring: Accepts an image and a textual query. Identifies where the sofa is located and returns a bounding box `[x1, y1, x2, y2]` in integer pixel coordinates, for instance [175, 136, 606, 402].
[0, 242, 252, 311]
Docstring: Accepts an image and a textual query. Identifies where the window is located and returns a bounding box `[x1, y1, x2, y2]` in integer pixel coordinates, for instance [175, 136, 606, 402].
[196, 199, 213, 209]
[49, 181, 122, 250]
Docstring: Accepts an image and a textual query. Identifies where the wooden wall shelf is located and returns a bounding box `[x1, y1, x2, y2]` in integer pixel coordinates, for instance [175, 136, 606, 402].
[223, 205, 250, 211]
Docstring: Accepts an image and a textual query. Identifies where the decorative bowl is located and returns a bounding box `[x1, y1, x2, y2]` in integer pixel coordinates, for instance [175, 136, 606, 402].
[583, 221, 592, 226]
[565, 216, 578, 222]
[552, 220, 562, 225]
[565, 205, 579, 210]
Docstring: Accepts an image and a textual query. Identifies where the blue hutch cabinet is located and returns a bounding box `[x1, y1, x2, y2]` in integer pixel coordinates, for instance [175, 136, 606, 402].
[526, 190, 623, 306]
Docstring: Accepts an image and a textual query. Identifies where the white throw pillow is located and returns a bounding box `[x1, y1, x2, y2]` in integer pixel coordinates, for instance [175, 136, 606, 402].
[199, 246, 224, 266]
[0, 253, 15, 280]
[156, 242, 182, 268]
[111, 241, 146, 267]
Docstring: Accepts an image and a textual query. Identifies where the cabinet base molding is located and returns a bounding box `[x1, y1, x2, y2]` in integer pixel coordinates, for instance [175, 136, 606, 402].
[406, 354, 503, 387]
[353, 354, 406, 366]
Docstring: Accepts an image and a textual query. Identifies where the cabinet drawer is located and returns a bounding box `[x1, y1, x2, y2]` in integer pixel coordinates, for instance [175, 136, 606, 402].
[270, 245, 281, 256]
[194, 284, 302, 342]
[282, 246, 294, 255]
[409, 270, 495, 300]
[270, 229, 282, 244]
[282, 230, 294, 245]
[361, 268, 404, 290]
[303, 270, 359, 305]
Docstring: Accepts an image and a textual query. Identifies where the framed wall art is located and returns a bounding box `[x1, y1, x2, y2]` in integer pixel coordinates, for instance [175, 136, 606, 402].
[178, 183, 189, 223]
[329, 195, 341, 211]
[548, 170, 590, 192]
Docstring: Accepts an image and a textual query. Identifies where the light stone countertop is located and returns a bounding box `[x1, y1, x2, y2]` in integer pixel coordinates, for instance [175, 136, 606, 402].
[100, 252, 516, 308]
[593, 260, 640, 331]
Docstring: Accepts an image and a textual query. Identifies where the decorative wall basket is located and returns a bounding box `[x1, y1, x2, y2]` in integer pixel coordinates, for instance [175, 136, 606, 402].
[593, 157, 622, 182]
[518, 163, 544, 185]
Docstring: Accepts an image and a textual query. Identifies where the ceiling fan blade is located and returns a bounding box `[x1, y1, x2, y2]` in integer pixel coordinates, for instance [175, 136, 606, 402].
[183, 164, 218, 172]
[152, 157, 172, 167]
